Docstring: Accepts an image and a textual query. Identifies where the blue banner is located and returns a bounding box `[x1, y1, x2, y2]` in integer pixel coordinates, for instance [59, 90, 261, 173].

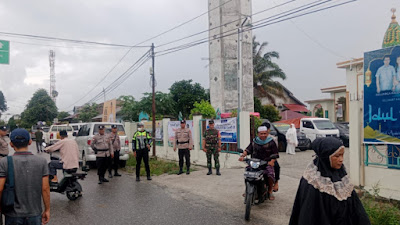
[364, 46, 400, 144]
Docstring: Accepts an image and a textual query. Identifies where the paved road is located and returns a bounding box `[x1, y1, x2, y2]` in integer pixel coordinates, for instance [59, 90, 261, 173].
[17, 142, 266, 225]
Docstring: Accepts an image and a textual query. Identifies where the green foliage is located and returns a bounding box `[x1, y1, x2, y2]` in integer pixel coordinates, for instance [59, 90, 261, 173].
[20, 89, 57, 128]
[361, 196, 400, 225]
[253, 36, 286, 104]
[7, 116, 19, 131]
[139, 92, 176, 118]
[118, 95, 140, 121]
[190, 100, 215, 119]
[124, 154, 194, 175]
[57, 111, 71, 120]
[254, 98, 281, 122]
[169, 79, 208, 118]
[0, 91, 7, 113]
[78, 103, 99, 122]
[315, 108, 324, 118]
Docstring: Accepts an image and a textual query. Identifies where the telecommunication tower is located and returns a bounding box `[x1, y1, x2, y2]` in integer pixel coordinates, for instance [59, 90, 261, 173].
[49, 50, 58, 103]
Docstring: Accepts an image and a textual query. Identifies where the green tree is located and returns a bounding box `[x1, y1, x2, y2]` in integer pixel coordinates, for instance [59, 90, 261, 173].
[190, 100, 215, 119]
[78, 103, 99, 122]
[20, 89, 57, 128]
[118, 95, 140, 121]
[253, 36, 286, 104]
[0, 91, 8, 116]
[138, 92, 176, 118]
[315, 108, 324, 118]
[254, 98, 281, 122]
[57, 111, 71, 120]
[7, 116, 19, 131]
[169, 80, 208, 118]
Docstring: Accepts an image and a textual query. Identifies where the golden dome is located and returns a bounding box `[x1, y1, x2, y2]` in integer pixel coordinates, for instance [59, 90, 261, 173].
[383, 8, 400, 48]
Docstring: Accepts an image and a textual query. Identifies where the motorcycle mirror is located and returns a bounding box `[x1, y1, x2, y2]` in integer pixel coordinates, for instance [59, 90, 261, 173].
[237, 148, 244, 153]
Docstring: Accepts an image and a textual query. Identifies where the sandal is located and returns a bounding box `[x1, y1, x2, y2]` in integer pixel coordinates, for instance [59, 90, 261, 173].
[268, 193, 275, 201]
[273, 182, 279, 192]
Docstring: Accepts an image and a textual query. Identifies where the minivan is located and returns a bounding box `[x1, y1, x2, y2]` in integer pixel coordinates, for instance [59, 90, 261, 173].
[75, 122, 130, 168]
[300, 118, 339, 142]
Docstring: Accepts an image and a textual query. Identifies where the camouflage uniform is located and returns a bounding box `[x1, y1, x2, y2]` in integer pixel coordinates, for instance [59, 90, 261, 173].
[203, 128, 220, 172]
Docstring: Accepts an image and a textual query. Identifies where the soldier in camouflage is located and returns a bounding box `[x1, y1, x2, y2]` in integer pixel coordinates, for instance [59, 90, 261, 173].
[202, 119, 221, 176]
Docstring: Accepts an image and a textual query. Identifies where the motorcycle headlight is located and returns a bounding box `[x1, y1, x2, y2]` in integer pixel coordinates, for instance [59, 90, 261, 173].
[250, 161, 260, 169]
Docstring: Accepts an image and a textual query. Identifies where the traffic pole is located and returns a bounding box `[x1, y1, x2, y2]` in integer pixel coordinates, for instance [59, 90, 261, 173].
[151, 43, 156, 157]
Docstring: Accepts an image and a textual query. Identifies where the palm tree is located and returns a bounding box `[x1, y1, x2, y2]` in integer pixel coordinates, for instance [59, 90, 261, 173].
[253, 36, 286, 104]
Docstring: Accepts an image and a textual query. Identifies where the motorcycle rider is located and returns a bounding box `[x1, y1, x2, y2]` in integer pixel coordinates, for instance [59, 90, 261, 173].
[239, 123, 279, 202]
[44, 130, 79, 183]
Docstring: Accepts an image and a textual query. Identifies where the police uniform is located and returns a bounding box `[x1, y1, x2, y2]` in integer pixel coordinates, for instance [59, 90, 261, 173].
[203, 120, 221, 175]
[0, 126, 9, 158]
[91, 125, 114, 184]
[174, 120, 193, 175]
[107, 125, 121, 178]
[132, 125, 152, 181]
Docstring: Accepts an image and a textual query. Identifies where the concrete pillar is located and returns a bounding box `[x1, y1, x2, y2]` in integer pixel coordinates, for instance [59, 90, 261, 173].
[192, 115, 203, 162]
[208, 0, 254, 113]
[239, 111, 250, 149]
[349, 100, 363, 186]
[162, 118, 170, 158]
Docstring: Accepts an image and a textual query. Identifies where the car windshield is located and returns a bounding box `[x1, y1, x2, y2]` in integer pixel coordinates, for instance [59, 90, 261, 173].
[58, 126, 73, 131]
[42, 127, 50, 132]
[93, 124, 126, 136]
[274, 124, 290, 133]
[314, 120, 336, 130]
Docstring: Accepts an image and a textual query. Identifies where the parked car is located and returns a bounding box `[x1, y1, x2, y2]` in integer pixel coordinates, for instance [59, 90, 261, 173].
[75, 122, 130, 168]
[273, 123, 312, 151]
[300, 118, 340, 142]
[44, 124, 74, 145]
[69, 123, 86, 137]
[334, 122, 349, 147]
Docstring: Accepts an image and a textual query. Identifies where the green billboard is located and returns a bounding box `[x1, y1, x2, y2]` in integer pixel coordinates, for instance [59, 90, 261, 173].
[0, 40, 10, 64]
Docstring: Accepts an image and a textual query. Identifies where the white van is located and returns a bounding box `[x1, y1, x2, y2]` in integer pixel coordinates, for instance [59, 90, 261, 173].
[44, 124, 74, 145]
[74, 122, 130, 168]
[300, 118, 340, 142]
[69, 123, 86, 137]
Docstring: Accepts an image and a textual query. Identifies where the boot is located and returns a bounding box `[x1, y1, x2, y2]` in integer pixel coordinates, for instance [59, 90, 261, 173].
[177, 167, 183, 175]
[108, 172, 113, 178]
[207, 168, 212, 175]
[186, 168, 190, 175]
[216, 168, 221, 176]
[98, 176, 103, 184]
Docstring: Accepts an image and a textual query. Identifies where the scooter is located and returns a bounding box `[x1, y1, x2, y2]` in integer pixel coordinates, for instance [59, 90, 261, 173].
[43, 143, 89, 201]
[239, 149, 279, 221]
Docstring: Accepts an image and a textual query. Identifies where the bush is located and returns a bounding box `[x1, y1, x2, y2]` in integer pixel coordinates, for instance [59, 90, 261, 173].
[361, 197, 400, 225]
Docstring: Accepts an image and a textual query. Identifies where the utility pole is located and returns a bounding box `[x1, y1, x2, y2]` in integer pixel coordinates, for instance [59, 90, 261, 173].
[49, 50, 57, 104]
[151, 43, 156, 157]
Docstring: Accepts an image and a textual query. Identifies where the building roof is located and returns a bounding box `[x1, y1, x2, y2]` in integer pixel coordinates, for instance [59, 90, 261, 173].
[279, 110, 307, 120]
[320, 85, 346, 93]
[383, 9, 400, 48]
[305, 98, 335, 104]
[336, 58, 363, 69]
[282, 104, 309, 112]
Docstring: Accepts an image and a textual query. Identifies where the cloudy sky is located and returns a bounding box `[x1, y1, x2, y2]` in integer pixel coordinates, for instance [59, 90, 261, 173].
[0, 0, 398, 120]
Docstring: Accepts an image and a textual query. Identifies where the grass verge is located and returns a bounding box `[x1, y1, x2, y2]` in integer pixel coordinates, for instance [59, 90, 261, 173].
[123, 153, 194, 176]
[361, 195, 400, 225]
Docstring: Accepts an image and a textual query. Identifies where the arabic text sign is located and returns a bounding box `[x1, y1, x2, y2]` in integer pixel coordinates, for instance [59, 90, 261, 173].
[364, 46, 400, 144]
[0, 40, 10, 64]
[206, 118, 237, 143]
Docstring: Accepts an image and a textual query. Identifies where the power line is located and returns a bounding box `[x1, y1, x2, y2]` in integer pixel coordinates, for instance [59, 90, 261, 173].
[0, 31, 150, 48]
[155, 0, 355, 57]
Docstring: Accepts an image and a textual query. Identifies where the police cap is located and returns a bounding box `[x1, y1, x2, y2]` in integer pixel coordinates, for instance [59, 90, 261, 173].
[0, 125, 7, 131]
[98, 125, 105, 130]
[209, 119, 214, 124]
[111, 124, 117, 129]
[180, 120, 186, 124]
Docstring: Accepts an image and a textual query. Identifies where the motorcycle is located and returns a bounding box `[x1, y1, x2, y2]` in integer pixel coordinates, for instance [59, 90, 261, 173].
[239, 149, 279, 221]
[43, 143, 89, 201]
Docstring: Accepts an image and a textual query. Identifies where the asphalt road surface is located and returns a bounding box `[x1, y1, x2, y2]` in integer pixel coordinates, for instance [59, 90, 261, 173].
[16, 142, 266, 225]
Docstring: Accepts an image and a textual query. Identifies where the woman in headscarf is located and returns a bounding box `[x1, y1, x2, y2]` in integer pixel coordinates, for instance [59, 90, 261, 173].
[285, 124, 298, 155]
[289, 137, 370, 225]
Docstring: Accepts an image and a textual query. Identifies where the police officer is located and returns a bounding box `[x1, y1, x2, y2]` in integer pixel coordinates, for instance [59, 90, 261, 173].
[0, 125, 9, 159]
[202, 119, 221, 176]
[173, 120, 193, 175]
[91, 125, 114, 184]
[108, 125, 122, 178]
[132, 122, 152, 181]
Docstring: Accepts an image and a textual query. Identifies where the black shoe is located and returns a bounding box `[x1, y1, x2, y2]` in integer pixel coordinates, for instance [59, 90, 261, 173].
[114, 173, 122, 177]
[207, 169, 212, 175]
[216, 169, 221, 176]
[136, 177, 140, 182]
[147, 176, 152, 180]
[98, 180, 103, 184]
[186, 170, 190, 175]
[108, 173, 113, 178]
[177, 170, 183, 175]
[102, 178, 109, 182]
